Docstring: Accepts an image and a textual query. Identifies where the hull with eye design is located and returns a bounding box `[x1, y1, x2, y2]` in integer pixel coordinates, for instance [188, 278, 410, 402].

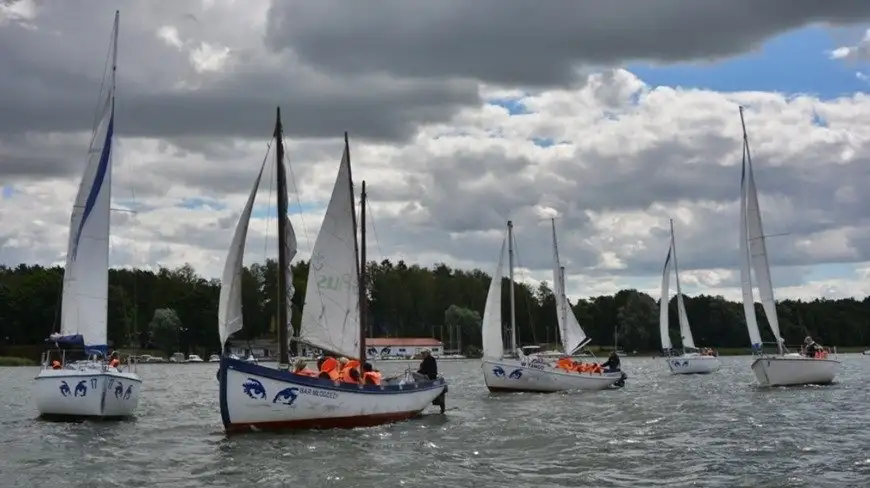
[218, 356, 448, 433]
[34, 366, 141, 418]
[482, 358, 626, 393]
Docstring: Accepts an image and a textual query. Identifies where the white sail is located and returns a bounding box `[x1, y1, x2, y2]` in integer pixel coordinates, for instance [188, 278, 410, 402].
[659, 247, 674, 351]
[739, 151, 763, 348]
[551, 220, 587, 355]
[744, 157, 783, 345]
[298, 146, 360, 359]
[60, 30, 117, 355]
[481, 234, 507, 360]
[670, 224, 696, 350]
[217, 159, 268, 350]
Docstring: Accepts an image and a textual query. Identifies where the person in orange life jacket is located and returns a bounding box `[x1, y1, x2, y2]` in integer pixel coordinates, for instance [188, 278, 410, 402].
[803, 336, 822, 358]
[600, 351, 620, 372]
[51, 360, 62, 370]
[362, 362, 382, 385]
[108, 351, 121, 368]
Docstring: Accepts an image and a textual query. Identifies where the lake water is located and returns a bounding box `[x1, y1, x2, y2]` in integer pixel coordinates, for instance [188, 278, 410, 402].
[1, 355, 869, 488]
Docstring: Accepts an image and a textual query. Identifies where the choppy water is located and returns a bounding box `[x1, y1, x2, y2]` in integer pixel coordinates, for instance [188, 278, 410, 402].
[1, 355, 869, 488]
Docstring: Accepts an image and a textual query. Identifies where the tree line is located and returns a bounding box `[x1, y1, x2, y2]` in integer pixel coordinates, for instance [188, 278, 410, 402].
[1, 260, 868, 358]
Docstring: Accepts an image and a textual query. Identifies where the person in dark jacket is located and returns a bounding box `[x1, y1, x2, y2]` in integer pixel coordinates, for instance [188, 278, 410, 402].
[416, 349, 445, 413]
[804, 336, 822, 358]
[417, 348, 438, 379]
[601, 351, 621, 372]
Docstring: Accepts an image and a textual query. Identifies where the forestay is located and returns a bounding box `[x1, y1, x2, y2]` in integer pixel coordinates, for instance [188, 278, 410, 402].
[551, 220, 587, 356]
[60, 33, 117, 357]
[481, 235, 507, 360]
[298, 147, 361, 359]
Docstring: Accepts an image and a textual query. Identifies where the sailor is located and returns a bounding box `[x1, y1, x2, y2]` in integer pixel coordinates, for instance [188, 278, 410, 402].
[362, 362, 382, 385]
[600, 351, 621, 372]
[804, 336, 822, 358]
[292, 359, 316, 376]
[416, 349, 446, 414]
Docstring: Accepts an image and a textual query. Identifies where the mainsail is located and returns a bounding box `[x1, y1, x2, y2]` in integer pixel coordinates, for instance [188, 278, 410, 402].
[738, 108, 782, 351]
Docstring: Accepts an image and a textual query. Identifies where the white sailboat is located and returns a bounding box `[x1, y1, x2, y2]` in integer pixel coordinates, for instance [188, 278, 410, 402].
[659, 219, 720, 374]
[738, 106, 840, 386]
[217, 111, 447, 432]
[33, 11, 142, 419]
[480, 220, 625, 392]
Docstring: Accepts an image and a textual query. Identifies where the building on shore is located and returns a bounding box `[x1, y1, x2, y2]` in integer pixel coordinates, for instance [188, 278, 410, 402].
[365, 337, 444, 359]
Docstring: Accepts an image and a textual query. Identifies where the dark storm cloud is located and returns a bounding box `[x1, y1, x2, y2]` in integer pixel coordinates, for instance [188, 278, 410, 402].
[0, 0, 479, 143]
[265, 0, 870, 87]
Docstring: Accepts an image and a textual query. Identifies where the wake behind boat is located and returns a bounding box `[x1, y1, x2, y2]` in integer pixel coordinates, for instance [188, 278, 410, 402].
[33, 11, 142, 419]
[659, 219, 720, 375]
[480, 220, 625, 393]
[737, 107, 840, 387]
[217, 111, 446, 432]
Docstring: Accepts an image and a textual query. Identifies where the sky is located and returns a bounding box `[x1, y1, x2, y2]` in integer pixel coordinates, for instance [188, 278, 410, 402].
[2, 0, 870, 303]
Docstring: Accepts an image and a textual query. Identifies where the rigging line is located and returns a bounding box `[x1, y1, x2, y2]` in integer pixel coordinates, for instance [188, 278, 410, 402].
[364, 196, 384, 263]
[509, 229, 537, 345]
[283, 149, 313, 258]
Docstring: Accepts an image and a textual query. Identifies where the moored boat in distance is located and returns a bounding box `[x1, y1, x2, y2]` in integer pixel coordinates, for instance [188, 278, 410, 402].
[737, 106, 840, 387]
[33, 11, 142, 420]
[659, 219, 720, 375]
[217, 112, 447, 432]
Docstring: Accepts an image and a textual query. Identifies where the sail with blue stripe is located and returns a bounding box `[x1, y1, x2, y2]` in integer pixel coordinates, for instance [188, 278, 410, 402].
[59, 14, 118, 356]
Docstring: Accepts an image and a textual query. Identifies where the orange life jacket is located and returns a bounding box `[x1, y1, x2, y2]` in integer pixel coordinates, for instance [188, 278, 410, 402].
[320, 357, 340, 381]
[294, 368, 317, 377]
[51, 360, 62, 370]
[363, 371, 382, 385]
[109, 358, 120, 368]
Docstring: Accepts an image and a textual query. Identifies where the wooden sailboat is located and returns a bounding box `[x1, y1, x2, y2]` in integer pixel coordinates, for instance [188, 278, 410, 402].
[738, 106, 840, 386]
[480, 220, 626, 392]
[33, 11, 142, 419]
[659, 219, 720, 374]
[217, 110, 447, 432]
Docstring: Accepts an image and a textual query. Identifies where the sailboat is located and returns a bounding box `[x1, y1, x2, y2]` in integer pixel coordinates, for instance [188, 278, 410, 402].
[480, 220, 626, 392]
[738, 106, 840, 386]
[33, 11, 142, 419]
[216, 109, 448, 432]
[659, 219, 720, 374]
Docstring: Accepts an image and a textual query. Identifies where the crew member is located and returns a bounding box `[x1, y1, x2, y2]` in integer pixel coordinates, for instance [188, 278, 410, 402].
[417, 349, 446, 414]
[601, 351, 620, 372]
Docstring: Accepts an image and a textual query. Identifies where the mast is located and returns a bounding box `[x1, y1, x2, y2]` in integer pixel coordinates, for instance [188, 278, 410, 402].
[552, 219, 567, 346]
[507, 220, 517, 353]
[274, 107, 290, 366]
[345, 133, 367, 364]
[358, 180, 368, 364]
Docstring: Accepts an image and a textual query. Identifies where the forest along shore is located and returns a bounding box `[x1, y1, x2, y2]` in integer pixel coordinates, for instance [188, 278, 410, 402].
[2, 260, 868, 362]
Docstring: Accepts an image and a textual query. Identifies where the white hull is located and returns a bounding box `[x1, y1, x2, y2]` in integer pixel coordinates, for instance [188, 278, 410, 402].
[665, 354, 720, 374]
[219, 357, 447, 433]
[481, 358, 625, 392]
[34, 367, 141, 418]
[751, 355, 840, 387]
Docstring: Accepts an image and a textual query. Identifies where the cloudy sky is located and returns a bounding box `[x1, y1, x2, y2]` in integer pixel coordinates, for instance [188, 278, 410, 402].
[2, 0, 870, 302]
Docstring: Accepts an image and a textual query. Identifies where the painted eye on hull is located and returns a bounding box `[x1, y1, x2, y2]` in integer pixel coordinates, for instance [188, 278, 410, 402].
[242, 378, 267, 399]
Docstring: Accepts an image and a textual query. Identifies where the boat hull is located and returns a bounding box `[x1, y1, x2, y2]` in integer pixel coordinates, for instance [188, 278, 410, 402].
[750, 355, 840, 386]
[481, 358, 625, 392]
[218, 356, 447, 433]
[34, 368, 142, 418]
[666, 354, 720, 375]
